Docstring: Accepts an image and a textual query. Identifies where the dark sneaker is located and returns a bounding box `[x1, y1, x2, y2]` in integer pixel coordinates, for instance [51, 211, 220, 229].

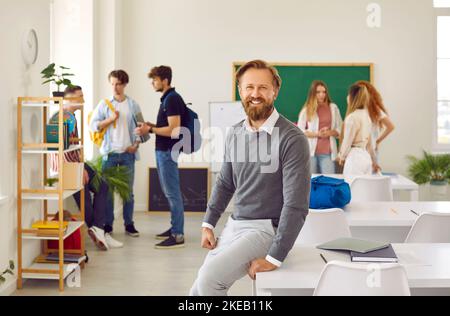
[104, 225, 113, 234]
[125, 224, 140, 237]
[156, 229, 172, 240]
[155, 235, 185, 249]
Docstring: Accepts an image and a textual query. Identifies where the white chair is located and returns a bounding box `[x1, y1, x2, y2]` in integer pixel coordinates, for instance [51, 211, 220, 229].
[350, 176, 393, 202]
[313, 261, 411, 296]
[296, 209, 351, 245]
[405, 212, 450, 243]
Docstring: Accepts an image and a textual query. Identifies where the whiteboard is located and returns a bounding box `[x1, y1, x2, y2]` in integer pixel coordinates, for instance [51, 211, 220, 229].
[209, 102, 247, 173]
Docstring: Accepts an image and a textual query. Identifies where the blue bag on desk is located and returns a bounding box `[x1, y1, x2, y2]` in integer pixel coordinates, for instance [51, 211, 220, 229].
[310, 176, 352, 209]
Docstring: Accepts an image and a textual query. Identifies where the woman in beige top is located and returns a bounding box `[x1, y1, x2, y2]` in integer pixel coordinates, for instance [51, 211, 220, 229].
[357, 81, 395, 156]
[338, 83, 380, 176]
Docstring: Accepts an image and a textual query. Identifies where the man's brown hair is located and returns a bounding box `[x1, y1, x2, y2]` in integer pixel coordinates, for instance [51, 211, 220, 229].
[64, 85, 82, 96]
[236, 60, 282, 90]
[108, 70, 129, 84]
[148, 66, 172, 85]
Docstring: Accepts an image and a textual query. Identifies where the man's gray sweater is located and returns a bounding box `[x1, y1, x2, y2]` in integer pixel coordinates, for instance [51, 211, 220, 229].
[204, 114, 311, 263]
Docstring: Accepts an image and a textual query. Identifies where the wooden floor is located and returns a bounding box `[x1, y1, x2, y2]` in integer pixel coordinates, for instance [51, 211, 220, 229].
[13, 212, 252, 296]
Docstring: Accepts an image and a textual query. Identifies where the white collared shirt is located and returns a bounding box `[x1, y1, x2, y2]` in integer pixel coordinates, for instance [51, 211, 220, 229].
[242, 107, 280, 136]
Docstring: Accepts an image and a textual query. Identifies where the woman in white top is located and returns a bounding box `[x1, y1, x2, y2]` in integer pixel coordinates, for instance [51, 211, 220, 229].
[298, 80, 343, 174]
[357, 81, 395, 156]
[338, 83, 380, 176]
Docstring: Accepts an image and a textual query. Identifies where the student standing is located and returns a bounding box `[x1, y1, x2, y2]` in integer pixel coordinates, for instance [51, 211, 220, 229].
[338, 83, 379, 176]
[90, 70, 148, 238]
[298, 81, 343, 174]
[357, 81, 395, 156]
[135, 66, 186, 249]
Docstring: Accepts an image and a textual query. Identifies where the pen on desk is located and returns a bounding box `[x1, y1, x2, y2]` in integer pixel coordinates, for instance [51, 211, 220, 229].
[410, 210, 420, 217]
[390, 208, 398, 214]
[320, 253, 328, 264]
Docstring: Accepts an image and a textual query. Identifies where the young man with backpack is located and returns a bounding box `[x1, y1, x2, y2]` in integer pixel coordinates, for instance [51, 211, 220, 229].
[135, 65, 191, 249]
[90, 70, 149, 239]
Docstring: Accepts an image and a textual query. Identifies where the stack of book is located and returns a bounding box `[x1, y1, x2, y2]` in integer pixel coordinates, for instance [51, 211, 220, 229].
[31, 221, 68, 237]
[317, 238, 399, 263]
[35, 253, 86, 265]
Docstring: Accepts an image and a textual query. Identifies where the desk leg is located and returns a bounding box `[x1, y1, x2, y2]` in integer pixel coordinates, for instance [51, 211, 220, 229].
[410, 190, 419, 201]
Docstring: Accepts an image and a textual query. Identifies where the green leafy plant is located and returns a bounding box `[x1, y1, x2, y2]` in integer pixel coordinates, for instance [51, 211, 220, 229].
[86, 157, 132, 202]
[41, 63, 75, 92]
[407, 151, 450, 185]
[45, 178, 59, 187]
[0, 261, 15, 285]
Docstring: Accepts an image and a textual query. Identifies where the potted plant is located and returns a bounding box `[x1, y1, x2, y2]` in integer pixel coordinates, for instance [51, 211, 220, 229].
[45, 178, 59, 190]
[0, 261, 14, 285]
[86, 157, 132, 203]
[407, 151, 450, 199]
[41, 63, 75, 97]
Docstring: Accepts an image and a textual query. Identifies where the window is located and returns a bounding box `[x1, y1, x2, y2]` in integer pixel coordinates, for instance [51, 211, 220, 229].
[435, 0, 450, 8]
[437, 16, 450, 146]
[435, 1, 450, 149]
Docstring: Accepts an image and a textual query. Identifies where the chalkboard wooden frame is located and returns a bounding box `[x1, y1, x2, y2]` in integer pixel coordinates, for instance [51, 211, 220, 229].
[148, 167, 211, 213]
[232, 62, 374, 122]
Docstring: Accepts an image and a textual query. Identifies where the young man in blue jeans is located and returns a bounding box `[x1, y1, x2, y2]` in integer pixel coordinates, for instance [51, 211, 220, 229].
[90, 70, 149, 240]
[135, 65, 186, 249]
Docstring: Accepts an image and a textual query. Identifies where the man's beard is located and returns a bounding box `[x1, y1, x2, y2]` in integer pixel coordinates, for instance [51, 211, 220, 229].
[243, 98, 274, 121]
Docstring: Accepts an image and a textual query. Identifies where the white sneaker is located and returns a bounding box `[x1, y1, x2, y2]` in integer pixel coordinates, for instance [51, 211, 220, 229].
[88, 226, 109, 251]
[105, 233, 124, 249]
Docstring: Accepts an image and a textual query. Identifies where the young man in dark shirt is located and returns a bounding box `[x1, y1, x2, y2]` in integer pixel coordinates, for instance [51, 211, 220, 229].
[135, 66, 186, 249]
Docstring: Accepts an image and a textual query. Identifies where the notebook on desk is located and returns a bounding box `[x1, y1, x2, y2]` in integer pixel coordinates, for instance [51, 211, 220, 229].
[317, 238, 389, 254]
[351, 245, 398, 263]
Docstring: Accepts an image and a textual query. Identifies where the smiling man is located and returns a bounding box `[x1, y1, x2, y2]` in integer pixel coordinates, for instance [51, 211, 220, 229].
[190, 60, 311, 296]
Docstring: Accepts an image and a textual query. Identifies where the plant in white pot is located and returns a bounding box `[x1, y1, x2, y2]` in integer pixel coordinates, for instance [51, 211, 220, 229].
[407, 151, 450, 200]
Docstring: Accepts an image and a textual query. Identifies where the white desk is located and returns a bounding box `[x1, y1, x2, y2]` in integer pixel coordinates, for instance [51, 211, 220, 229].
[341, 201, 450, 242]
[313, 174, 420, 201]
[256, 244, 450, 296]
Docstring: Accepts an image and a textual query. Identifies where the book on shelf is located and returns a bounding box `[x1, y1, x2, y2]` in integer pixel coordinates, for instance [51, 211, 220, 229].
[32, 221, 69, 230]
[35, 254, 86, 264]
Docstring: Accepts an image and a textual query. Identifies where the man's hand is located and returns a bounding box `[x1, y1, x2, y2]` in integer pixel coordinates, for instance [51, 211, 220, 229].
[135, 122, 151, 137]
[111, 110, 120, 122]
[248, 259, 278, 280]
[201, 227, 217, 250]
[83, 170, 89, 186]
[126, 143, 139, 154]
[338, 157, 345, 167]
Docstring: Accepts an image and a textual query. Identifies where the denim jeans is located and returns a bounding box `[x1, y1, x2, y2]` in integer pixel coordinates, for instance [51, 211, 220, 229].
[74, 164, 108, 229]
[102, 152, 136, 227]
[311, 154, 336, 174]
[156, 150, 184, 236]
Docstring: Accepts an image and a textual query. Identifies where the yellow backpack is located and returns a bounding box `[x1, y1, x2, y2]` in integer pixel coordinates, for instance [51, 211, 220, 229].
[88, 99, 117, 147]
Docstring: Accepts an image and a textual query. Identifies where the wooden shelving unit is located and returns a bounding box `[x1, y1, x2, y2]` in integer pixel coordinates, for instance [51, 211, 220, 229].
[17, 97, 86, 292]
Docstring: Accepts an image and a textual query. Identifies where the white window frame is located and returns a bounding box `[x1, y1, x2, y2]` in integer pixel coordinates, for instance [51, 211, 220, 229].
[433, 7, 450, 153]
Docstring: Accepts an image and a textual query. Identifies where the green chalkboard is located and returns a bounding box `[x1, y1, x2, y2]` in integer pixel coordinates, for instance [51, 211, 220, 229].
[233, 63, 373, 123]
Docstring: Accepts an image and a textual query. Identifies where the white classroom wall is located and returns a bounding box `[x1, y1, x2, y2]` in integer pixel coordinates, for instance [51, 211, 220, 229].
[114, 0, 436, 210]
[0, 0, 51, 296]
